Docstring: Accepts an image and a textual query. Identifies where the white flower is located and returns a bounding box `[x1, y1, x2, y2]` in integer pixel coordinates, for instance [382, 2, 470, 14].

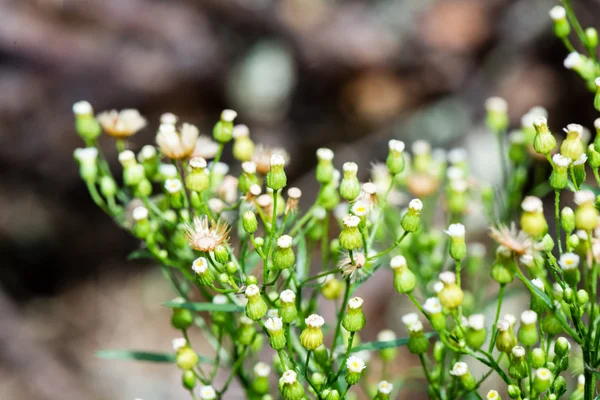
[265, 317, 283, 332]
[467, 314, 485, 331]
[388, 139, 405, 153]
[412, 140, 431, 155]
[549, 5, 566, 20]
[468, 242, 486, 258]
[221, 109, 238, 122]
[280, 289, 296, 304]
[446, 166, 465, 181]
[579, 374, 585, 385]
[192, 257, 209, 274]
[552, 154, 571, 168]
[254, 362, 271, 377]
[233, 124, 249, 138]
[160, 112, 178, 125]
[277, 235, 293, 249]
[487, 390, 500, 400]
[377, 329, 396, 342]
[504, 314, 517, 326]
[165, 178, 183, 194]
[118, 150, 136, 166]
[305, 314, 325, 328]
[390, 255, 407, 269]
[532, 278, 544, 290]
[200, 385, 217, 400]
[401, 313, 420, 327]
[573, 154, 588, 166]
[343, 214, 361, 228]
[132, 206, 149, 221]
[97, 109, 147, 138]
[159, 163, 178, 178]
[343, 162, 358, 174]
[74, 147, 99, 164]
[564, 52, 582, 69]
[535, 368, 552, 381]
[559, 252, 580, 270]
[281, 370, 297, 384]
[213, 295, 227, 305]
[193, 135, 220, 159]
[211, 162, 229, 176]
[316, 147, 334, 161]
[348, 297, 364, 309]
[497, 319, 510, 332]
[288, 187, 302, 199]
[445, 223, 465, 238]
[73, 100, 93, 115]
[520, 254, 534, 267]
[512, 345, 526, 358]
[433, 281, 444, 293]
[346, 356, 366, 373]
[440, 271, 456, 285]
[485, 97, 508, 113]
[245, 284, 260, 298]
[423, 297, 442, 314]
[408, 198, 423, 211]
[270, 154, 285, 167]
[172, 337, 187, 351]
[407, 320, 424, 333]
[378, 380, 393, 394]
[351, 201, 370, 217]
[564, 123, 584, 136]
[189, 157, 208, 170]
[240, 161, 257, 175]
[574, 190, 595, 205]
[449, 361, 468, 376]
[521, 196, 543, 213]
[521, 310, 538, 325]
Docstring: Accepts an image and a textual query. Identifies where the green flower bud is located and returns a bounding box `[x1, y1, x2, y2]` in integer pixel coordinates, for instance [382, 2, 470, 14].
[386, 140, 406, 175]
[340, 162, 361, 201]
[533, 117, 556, 155]
[542, 314, 563, 336]
[575, 192, 598, 231]
[495, 320, 517, 353]
[577, 289, 589, 306]
[339, 215, 363, 251]
[342, 297, 366, 332]
[238, 162, 260, 194]
[518, 310, 539, 346]
[242, 211, 258, 234]
[211, 245, 228, 265]
[568, 233, 580, 251]
[321, 275, 343, 300]
[391, 256, 416, 294]
[74, 147, 100, 182]
[588, 143, 600, 168]
[212, 109, 237, 143]
[573, 154, 587, 187]
[553, 375, 567, 396]
[245, 285, 268, 321]
[186, 157, 210, 192]
[438, 272, 464, 309]
[232, 124, 255, 161]
[273, 235, 295, 270]
[445, 223, 466, 261]
[508, 130, 527, 164]
[485, 97, 509, 134]
[404, 316, 429, 355]
[541, 234, 555, 252]
[561, 124, 585, 161]
[530, 279, 547, 314]
[251, 362, 271, 394]
[265, 317, 286, 350]
[278, 289, 298, 324]
[450, 362, 476, 391]
[554, 336, 571, 358]
[507, 384, 521, 399]
[211, 295, 229, 325]
[508, 346, 529, 380]
[491, 247, 515, 284]
[344, 360, 365, 388]
[237, 316, 256, 345]
[182, 369, 196, 390]
[265, 154, 287, 191]
[171, 303, 194, 330]
[73, 101, 101, 142]
[176, 346, 199, 370]
[317, 181, 340, 210]
[532, 368, 552, 394]
[531, 347, 545, 368]
[521, 196, 548, 238]
[324, 389, 340, 400]
[192, 257, 215, 286]
[374, 380, 394, 400]
[550, 6, 570, 38]
[376, 330, 398, 362]
[465, 314, 487, 349]
[280, 370, 305, 400]
[401, 199, 423, 232]
[250, 330, 264, 353]
[316, 148, 335, 184]
[99, 176, 117, 199]
[550, 153, 571, 189]
[246, 275, 258, 286]
[299, 314, 325, 350]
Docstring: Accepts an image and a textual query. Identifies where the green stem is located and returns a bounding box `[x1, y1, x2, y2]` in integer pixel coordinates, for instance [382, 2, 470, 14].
[330, 280, 351, 360]
[488, 284, 505, 353]
[561, 0, 590, 51]
[367, 231, 409, 260]
[555, 189, 563, 255]
[301, 268, 339, 285]
[329, 332, 355, 386]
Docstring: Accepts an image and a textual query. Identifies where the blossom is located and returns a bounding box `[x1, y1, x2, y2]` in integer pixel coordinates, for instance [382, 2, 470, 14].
[521, 196, 543, 213]
[265, 317, 283, 332]
[281, 370, 297, 384]
[348, 297, 364, 309]
[96, 109, 147, 138]
[305, 314, 325, 328]
[277, 235, 293, 249]
[378, 380, 393, 394]
[346, 356, 366, 373]
[156, 123, 199, 159]
[559, 252, 580, 270]
[489, 224, 533, 256]
[172, 337, 187, 351]
[199, 385, 216, 400]
[254, 362, 271, 377]
[521, 310, 538, 325]
[467, 314, 485, 330]
[193, 135, 220, 159]
[550, 5, 566, 20]
[192, 257, 209, 274]
[408, 198, 423, 211]
[423, 297, 442, 314]
[132, 207, 149, 222]
[574, 190, 595, 205]
[449, 361, 468, 376]
[184, 216, 230, 252]
[445, 223, 465, 238]
[280, 289, 296, 304]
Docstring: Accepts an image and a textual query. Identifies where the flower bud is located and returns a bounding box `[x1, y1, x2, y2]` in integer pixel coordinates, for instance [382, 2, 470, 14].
[236, 316, 256, 345]
[278, 290, 297, 324]
[212, 109, 237, 143]
[491, 246, 515, 284]
[279, 370, 305, 400]
[530, 347, 545, 368]
[265, 317, 286, 350]
[73, 101, 101, 143]
[423, 297, 446, 331]
[340, 162, 361, 201]
[438, 272, 464, 309]
[542, 314, 563, 336]
[170, 298, 194, 330]
[390, 256, 416, 294]
[266, 154, 287, 190]
[518, 310, 539, 346]
[559, 252, 581, 287]
[445, 223, 466, 261]
[339, 215, 362, 251]
[321, 275, 343, 299]
[377, 330, 397, 362]
[324, 389, 340, 400]
[561, 207, 575, 234]
[299, 314, 325, 350]
[192, 257, 215, 286]
[245, 284, 268, 321]
[561, 124, 585, 160]
[182, 369, 196, 390]
[508, 346, 529, 380]
[74, 147, 99, 182]
[272, 235, 295, 270]
[450, 362, 476, 391]
[465, 314, 487, 349]
[495, 320, 517, 353]
[374, 380, 393, 400]
[401, 199, 423, 232]
[575, 190, 598, 231]
[232, 124, 255, 161]
[507, 384, 521, 399]
[550, 154, 571, 189]
[550, 6, 570, 38]
[403, 314, 429, 354]
[345, 356, 366, 385]
[554, 336, 571, 358]
[342, 297, 366, 332]
[199, 385, 217, 400]
[533, 117, 556, 155]
[316, 148, 335, 184]
[386, 140, 406, 175]
[486, 390, 501, 400]
[242, 211, 259, 234]
[577, 289, 589, 306]
[485, 97, 509, 133]
[176, 345, 199, 370]
[520, 196, 547, 238]
[533, 368, 552, 394]
[251, 362, 271, 394]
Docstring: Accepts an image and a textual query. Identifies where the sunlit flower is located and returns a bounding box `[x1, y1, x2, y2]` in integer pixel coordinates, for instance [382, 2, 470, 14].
[184, 216, 230, 252]
[156, 122, 199, 159]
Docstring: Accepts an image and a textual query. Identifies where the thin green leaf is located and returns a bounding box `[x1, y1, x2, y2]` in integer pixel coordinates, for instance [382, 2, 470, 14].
[163, 301, 244, 313]
[516, 274, 553, 310]
[350, 332, 437, 353]
[128, 249, 154, 261]
[96, 350, 175, 363]
[296, 235, 308, 281]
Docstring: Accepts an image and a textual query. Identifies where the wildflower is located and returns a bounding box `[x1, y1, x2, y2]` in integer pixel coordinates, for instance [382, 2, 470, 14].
[351, 201, 370, 218]
[532, 117, 556, 155]
[252, 362, 271, 394]
[450, 361, 476, 390]
[253, 144, 290, 175]
[320, 274, 343, 299]
[192, 135, 220, 159]
[184, 216, 230, 252]
[508, 346, 528, 380]
[342, 297, 366, 332]
[466, 314, 487, 349]
[445, 223, 466, 261]
[278, 289, 297, 323]
[438, 271, 464, 309]
[265, 316, 286, 350]
[400, 198, 423, 232]
[518, 310, 539, 346]
[375, 380, 393, 400]
[273, 235, 295, 270]
[390, 255, 416, 294]
[403, 314, 429, 354]
[73, 101, 101, 142]
[345, 356, 366, 385]
[339, 214, 362, 251]
[232, 124, 255, 161]
[156, 122, 199, 159]
[186, 157, 210, 192]
[96, 109, 146, 139]
[377, 330, 397, 361]
[550, 153, 571, 189]
[559, 252, 580, 270]
[574, 190, 598, 231]
[74, 147, 99, 182]
[532, 368, 552, 393]
[299, 314, 325, 350]
[244, 284, 268, 321]
[561, 123, 585, 161]
[520, 196, 547, 238]
[199, 385, 217, 400]
[489, 224, 532, 256]
[316, 147, 335, 184]
[212, 109, 237, 143]
[495, 319, 517, 353]
[285, 187, 302, 214]
[340, 162, 361, 201]
[361, 182, 378, 205]
[486, 390, 500, 400]
[386, 139, 406, 175]
[192, 257, 214, 286]
[279, 370, 305, 400]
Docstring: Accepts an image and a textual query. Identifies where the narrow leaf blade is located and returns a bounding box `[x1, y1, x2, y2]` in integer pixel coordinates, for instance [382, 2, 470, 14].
[350, 332, 437, 353]
[96, 350, 175, 363]
[163, 301, 244, 313]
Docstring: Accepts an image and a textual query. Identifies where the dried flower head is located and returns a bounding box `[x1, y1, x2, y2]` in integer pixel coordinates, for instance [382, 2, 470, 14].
[338, 251, 366, 278]
[184, 216, 230, 252]
[157, 122, 199, 159]
[97, 109, 147, 138]
[489, 224, 533, 256]
[252, 144, 290, 175]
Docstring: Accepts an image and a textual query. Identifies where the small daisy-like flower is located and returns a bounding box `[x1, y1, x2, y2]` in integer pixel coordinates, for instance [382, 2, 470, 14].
[96, 109, 147, 138]
[305, 314, 325, 328]
[348, 297, 364, 309]
[164, 178, 183, 194]
[536, 368, 552, 381]
[172, 337, 187, 351]
[254, 362, 271, 377]
[199, 385, 217, 400]
[485, 97, 508, 113]
[445, 223, 465, 238]
[423, 297, 442, 314]
[522, 196, 543, 213]
[132, 206, 149, 221]
[449, 361, 469, 376]
[351, 201, 370, 217]
[281, 370, 297, 384]
[377, 329, 396, 341]
[564, 52, 582, 69]
[552, 153, 571, 167]
[401, 312, 420, 327]
[487, 390, 500, 400]
[245, 284, 260, 298]
[574, 190, 595, 205]
[549, 5, 566, 20]
[317, 147, 334, 161]
[346, 356, 366, 373]
[467, 314, 485, 330]
[265, 317, 283, 332]
[489, 224, 533, 256]
[192, 257, 209, 274]
[497, 320, 510, 332]
[280, 289, 296, 303]
[521, 310, 538, 325]
[512, 345, 526, 358]
[156, 122, 199, 160]
[184, 216, 230, 252]
[559, 252, 580, 270]
[338, 251, 366, 278]
[378, 380, 393, 394]
[408, 198, 423, 211]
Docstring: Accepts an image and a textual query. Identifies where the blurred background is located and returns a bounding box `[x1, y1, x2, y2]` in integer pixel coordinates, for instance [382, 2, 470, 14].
[1, 0, 599, 398]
